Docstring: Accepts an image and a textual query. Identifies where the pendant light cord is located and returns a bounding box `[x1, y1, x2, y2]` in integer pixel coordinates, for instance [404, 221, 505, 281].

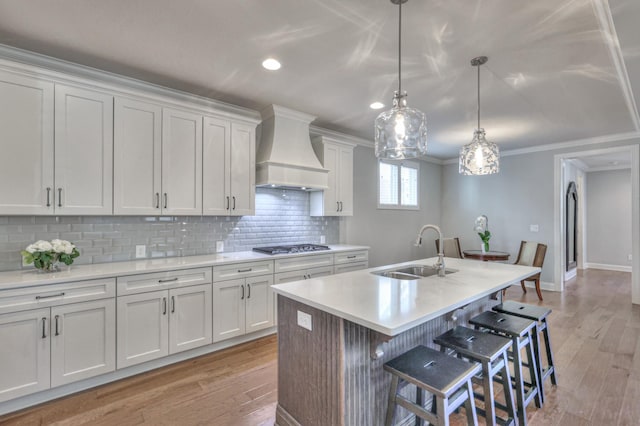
[477, 61, 480, 129]
[398, 0, 402, 95]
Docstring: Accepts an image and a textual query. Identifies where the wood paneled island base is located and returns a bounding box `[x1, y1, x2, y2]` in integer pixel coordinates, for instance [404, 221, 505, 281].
[275, 294, 498, 426]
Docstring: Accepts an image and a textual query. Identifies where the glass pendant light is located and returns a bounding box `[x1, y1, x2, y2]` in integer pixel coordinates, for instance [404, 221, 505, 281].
[374, 0, 427, 160]
[459, 56, 500, 175]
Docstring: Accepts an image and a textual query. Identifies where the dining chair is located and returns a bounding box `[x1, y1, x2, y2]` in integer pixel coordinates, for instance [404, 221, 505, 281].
[434, 237, 464, 259]
[513, 241, 547, 300]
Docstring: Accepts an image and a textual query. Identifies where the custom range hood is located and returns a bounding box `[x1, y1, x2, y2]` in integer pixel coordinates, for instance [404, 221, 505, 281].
[256, 105, 328, 190]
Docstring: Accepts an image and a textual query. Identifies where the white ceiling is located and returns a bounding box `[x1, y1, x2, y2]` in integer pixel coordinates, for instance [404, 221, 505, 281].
[0, 0, 639, 159]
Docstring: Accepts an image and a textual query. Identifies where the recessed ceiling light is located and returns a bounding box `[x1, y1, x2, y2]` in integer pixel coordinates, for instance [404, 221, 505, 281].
[370, 102, 384, 110]
[262, 58, 281, 71]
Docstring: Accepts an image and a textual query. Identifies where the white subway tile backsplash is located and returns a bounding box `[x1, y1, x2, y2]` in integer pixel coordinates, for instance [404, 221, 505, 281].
[0, 188, 339, 271]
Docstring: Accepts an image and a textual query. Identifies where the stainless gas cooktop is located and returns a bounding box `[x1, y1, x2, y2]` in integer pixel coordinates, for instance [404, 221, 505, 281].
[252, 244, 330, 255]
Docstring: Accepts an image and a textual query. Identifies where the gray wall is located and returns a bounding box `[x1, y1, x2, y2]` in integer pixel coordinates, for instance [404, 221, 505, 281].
[0, 188, 339, 272]
[441, 151, 555, 283]
[441, 139, 640, 286]
[586, 169, 632, 267]
[344, 146, 442, 268]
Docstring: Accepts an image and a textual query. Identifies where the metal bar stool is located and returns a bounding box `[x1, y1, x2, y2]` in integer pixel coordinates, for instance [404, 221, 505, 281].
[435, 326, 516, 426]
[469, 311, 542, 426]
[384, 345, 481, 426]
[493, 301, 557, 403]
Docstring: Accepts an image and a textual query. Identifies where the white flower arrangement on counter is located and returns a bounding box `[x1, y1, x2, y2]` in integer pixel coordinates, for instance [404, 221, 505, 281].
[21, 239, 80, 272]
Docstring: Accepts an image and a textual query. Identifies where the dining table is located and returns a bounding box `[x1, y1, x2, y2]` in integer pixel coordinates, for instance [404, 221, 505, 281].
[463, 250, 510, 262]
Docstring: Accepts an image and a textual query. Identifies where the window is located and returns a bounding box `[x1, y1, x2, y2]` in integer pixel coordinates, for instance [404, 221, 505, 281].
[378, 160, 419, 209]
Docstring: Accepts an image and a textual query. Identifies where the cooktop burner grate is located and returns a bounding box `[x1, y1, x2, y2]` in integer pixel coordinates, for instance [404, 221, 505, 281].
[252, 244, 330, 255]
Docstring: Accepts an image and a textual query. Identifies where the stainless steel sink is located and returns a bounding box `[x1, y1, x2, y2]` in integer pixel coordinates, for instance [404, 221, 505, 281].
[372, 265, 458, 280]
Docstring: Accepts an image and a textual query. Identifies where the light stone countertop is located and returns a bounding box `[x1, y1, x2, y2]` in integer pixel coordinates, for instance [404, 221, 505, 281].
[271, 257, 540, 336]
[0, 245, 369, 290]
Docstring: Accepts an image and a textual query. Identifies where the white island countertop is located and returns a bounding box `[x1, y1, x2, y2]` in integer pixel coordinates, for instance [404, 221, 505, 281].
[271, 257, 540, 336]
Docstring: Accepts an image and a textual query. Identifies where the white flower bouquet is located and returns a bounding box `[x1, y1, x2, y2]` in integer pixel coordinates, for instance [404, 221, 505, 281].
[474, 215, 491, 252]
[21, 239, 80, 271]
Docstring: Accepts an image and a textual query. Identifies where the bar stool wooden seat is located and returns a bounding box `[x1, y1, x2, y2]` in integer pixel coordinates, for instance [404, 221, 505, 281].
[493, 301, 557, 403]
[469, 311, 542, 426]
[435, 326, 516, 426]
[384, 345, 481, 426]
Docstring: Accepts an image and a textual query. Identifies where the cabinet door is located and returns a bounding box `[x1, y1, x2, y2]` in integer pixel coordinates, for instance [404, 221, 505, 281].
[337, 146, 354, 216]
[54, 84, 113, 215]
[245, 275, 274, 333]
[203, 116, 231, 215]
[116, 290, 168, 368]
[322, 143, 340, 215]
[0, 308, 50, 403]
[169, 284, 212, 354]
[212, 279, 245, 342]
[50, 299, 116, 387]
[162, 108, 202, 215]
[229, 122, 255, 216]
[0, 71, 54, 215]
[114, 97, 162, 215]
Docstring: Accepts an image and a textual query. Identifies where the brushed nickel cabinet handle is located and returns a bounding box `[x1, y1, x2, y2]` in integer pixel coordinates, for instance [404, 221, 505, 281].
[158, 277, 179, 283]
[347, 255, 356, 259]
[163, 193, 168, 209]
[226, 196, 230, 210]
[339, 201, 343, 212]
[171, 296, 175, 313]
[241, 284, 245, 300]
[232, 196, 236, 210]
[36, 292, 65, 300]
[238, 268, 252, 273]
[155, 192, 160, 209]
[58, 188, 62, 207]
[46, 187, 51, 207]
[41, 317, 47, 339]
[337, 201, 340, 212]
[55, 315, 60, 336]
[247, 284, 251, 299]
[163, 297, 167, 315]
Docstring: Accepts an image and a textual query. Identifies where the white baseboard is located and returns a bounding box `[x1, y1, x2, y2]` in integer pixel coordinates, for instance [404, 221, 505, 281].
[585, 262, 632, 272]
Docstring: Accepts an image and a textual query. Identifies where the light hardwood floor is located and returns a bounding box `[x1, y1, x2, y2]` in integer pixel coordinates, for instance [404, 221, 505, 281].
[1, 268, 637, 425]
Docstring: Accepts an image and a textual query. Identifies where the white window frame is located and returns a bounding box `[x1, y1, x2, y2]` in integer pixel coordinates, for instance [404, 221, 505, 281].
[377, 159, 420, 210]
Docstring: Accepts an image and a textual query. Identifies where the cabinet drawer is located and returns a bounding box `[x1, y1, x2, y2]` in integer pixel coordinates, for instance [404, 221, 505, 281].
[213, 261, 273, 282]
[117, 267, 212, 296]
[0, 278, 115, 315]
[334, 250, 368, 265]
[334, 261, 369, 275]
[274, 254, 334, 273]
[274, 265, 335, 284]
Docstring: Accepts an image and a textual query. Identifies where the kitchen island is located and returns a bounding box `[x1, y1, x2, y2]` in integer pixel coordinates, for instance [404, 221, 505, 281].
[271, 257, 540, 426]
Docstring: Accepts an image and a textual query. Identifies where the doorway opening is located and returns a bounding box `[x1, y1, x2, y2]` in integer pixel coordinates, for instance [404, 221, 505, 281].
[554, 145, 639, 304]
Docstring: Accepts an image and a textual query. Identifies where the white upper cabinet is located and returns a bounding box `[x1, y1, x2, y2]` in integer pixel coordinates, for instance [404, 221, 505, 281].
[203, 117, 255, 216]
[54, 84, 113, 215]
[162, 108, 203, 215]
[114, 97, 162, 215]
[115, 102, 203, 215]
[310, 136, 355, 216]
[0, 70, 54, 215]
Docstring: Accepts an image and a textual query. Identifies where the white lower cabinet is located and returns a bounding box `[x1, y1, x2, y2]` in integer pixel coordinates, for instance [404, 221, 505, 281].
[117, 283, 212, 368]
[50, 299, 116, 387]
[0, 298, 115, 403]
[0, 308, 50, 403]
[212, 274, 274, 343]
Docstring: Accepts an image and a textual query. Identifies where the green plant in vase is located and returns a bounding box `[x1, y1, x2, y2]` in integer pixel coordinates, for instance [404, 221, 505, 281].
[474, 215, 491, 252]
